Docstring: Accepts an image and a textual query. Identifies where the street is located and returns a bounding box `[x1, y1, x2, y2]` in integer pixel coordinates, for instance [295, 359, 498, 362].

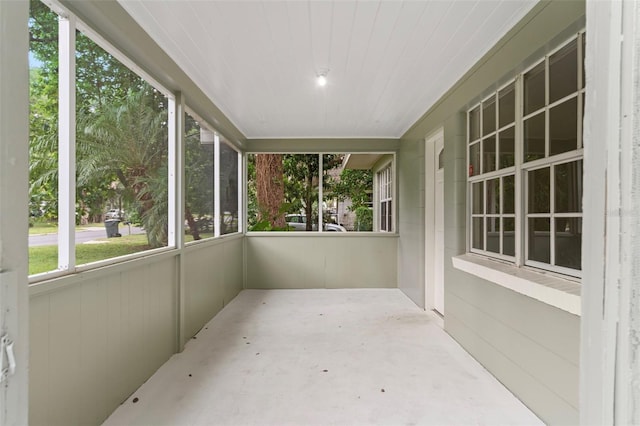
[29, 224, 145, 247]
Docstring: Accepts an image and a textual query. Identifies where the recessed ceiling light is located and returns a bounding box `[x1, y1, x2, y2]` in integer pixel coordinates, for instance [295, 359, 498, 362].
[316, 70, 329, 87]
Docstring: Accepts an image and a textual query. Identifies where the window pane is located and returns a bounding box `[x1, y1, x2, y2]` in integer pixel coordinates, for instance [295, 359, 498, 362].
[581, 35, 586, 89]
[387, 200, 393, 232]
[220, 141, 239, 234]
[503, 218, 515, 256]
[29, 2, 59, 275]
[472, 182, 484, 215]
[524, 61, 545, 115]
[75, 29, 169, 266]
[555, 160, 583, 213]
[486, 217, 500, 254]
[528, 167, 550, 213]
[381, 202, 387, 232]
[482, 137, 496, 173]
[482, 97, 496, 136]
[555, 217, 582, 270]
[549, 39, 578, 104]
[469, 106, 480, 141]
[549, 97, 578, 156]
[185, 115, 214, 241]
[323, 154, 374, 232]
[469, 142, 480, 177]
[528, 218, 550, 263]
[498, 127, 515, 169]
[503, 175, 515, 214]
[498, 83, 515, 128]
[472, 217, 484, 250]
[524, 112, 545, 162]
[486, 178, 500, 215]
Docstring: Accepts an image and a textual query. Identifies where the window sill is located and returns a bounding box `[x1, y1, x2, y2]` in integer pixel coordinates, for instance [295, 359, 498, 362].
[451, 253, 581, 316]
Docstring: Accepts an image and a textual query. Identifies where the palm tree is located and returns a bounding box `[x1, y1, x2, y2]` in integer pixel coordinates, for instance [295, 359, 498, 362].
[78, 88, 169, 248]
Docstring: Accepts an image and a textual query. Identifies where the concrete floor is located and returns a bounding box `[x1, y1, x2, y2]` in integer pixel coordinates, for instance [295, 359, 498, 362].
[103, 289, 543, 426]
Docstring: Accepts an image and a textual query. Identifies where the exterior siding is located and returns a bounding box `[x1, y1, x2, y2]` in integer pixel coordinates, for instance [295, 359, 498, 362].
[245, 235, 397, 289]
[29, 257, 178, 426]
[29, 237, 244, 426]
[184, 237, 244, 338]
[398, 1, 585, 423]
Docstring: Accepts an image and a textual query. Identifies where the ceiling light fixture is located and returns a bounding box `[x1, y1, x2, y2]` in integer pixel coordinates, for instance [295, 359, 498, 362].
[316, 70, 329, 87]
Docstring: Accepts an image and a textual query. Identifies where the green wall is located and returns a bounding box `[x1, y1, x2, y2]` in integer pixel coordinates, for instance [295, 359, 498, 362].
[397, 1, 584, 424]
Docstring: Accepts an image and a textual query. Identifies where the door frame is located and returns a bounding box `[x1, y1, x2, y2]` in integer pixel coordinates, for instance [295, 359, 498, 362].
[424, 128, 444, 314]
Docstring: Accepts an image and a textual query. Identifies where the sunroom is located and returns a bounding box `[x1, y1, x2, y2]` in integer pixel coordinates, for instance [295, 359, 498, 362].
[1, 0, 639, 425]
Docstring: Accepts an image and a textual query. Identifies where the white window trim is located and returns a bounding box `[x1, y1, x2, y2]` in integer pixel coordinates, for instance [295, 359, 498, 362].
[377, 162, 394, 233]
[452, 253, 580, 315]
[466, 32, 585, 279]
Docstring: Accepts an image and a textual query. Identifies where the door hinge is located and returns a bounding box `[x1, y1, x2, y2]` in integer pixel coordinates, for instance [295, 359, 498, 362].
[0, 334, 16, 383]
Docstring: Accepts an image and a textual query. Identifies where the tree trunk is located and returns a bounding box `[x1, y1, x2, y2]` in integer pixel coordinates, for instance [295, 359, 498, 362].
[185, 206, 200, 240]
[256, 154, 286, 228]
[305, 172, 313, 231]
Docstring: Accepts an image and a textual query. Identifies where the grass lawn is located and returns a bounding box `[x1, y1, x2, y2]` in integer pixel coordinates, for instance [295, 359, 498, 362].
[29, 234, 150, 275]
[29, 222, 95, 235]
[29, 232, 221, 275]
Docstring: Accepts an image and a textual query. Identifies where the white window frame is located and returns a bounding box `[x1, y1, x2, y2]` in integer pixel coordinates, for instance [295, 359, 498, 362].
[183, 108, 242, 245]
[466, 31, 585, 279]
[377, 164, 393, 233]
[245, 152, 395, 234]
[29, 2, 177, 283]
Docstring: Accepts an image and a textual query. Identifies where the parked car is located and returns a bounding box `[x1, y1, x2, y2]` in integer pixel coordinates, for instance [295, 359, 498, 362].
[285, 214, 346, 232]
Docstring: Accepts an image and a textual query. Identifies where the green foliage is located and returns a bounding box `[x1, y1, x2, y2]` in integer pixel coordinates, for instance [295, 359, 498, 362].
[78, 89, 169, 247]
[354, 206, 373, 231]
[329, 169, 373, 210]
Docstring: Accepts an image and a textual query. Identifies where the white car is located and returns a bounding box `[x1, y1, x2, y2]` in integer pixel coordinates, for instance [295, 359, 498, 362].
[285, 214, 346, 232]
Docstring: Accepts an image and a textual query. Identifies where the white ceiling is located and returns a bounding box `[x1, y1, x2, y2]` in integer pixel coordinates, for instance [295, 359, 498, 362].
[118, 0, 538, 139]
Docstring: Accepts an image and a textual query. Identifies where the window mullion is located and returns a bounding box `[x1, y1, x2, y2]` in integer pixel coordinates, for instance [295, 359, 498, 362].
[237, 150, 243, 233]
[168, 93, 184, 248]
[515, 74, 524, 267]
[318, 154, 323, 233]
[214, 134, 221, 238]
[58, 14, 76, 272]
[550, 164, 556, 266]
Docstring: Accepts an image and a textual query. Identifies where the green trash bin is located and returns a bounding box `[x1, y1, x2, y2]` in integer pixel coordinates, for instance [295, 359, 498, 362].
[104, 219, 121, 237]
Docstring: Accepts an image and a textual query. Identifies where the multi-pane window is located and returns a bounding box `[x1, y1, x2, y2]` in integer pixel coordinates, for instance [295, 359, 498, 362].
[467, 32, 584, 278]
[378, 165, 393, 232]
[469, 82, 516, 258]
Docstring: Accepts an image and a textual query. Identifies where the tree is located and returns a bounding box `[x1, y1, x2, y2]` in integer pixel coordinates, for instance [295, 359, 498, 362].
[78, 89, 169, 247]
[255, 154, 286, 229]
[329, 169, 373, 210]
[29, 0, 147, 224]
[183, 115, 214, 240]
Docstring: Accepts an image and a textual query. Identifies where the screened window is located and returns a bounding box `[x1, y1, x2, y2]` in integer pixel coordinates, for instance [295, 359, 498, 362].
[467, 32, 585, 278]
[184, 112, 215, 242]
[28, 1, 172, 277]
[247, 153, 390, 233]
[219, 141, 240, 235]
